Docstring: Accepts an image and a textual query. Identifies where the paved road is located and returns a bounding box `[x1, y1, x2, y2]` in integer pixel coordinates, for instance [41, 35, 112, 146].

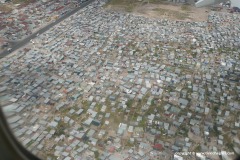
[0, 0, 95, 59]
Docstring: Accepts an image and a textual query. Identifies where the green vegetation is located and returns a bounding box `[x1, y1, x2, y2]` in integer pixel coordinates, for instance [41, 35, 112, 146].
[78, 127, 84, 131]
[70, 113, 80, 121]
[138, 118, 147, 128]
[94, 151, 100, 160]
[194, 145, 201, 152]
[180, 125, 189, 137]
[126, 5, 134, 12]
[224, 135, 234, 151]
[26, 140, 34, 148]
[213, 106, 219, 113]
[148, 0, 168, 3]
[140, 93, 150, 104]
[95, 103, 102, 112]
[209, 48, 214, 53]
[125, 140, 134, 148]
[109, 112, 125, 128]
[105, 0, 137, 12]
[176, 13, 190, 20]
[46, 127, 52, 132]
[82, 100, 89, 109]
[131, 112, 138, 120]
[145, 105, 156, 115]
[181, 5, 191, 11]
[126, 99, 134, 108]
[153, 8, 189, 20]
[105, 98, 111, 107]
[107, 0, 167, 5]
[151, 99, 155, 106]
[213, 123, 220, 136]
[12, 0, 34, 4]
[54, 120, 68, 137]
[106, 0, 129, 5]
[105, 0, 167, 12]
[62, 107, 70, 114]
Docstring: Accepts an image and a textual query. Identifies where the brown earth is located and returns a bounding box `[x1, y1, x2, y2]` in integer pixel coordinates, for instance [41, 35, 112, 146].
[105, 2, 210, 22]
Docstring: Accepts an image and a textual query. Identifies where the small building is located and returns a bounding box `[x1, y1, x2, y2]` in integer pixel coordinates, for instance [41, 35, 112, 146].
[117, 123, 127, 135]
[92, 119, 101, 126]
[153, 143, 163, 151]
[133, 127, 144, 138]
[83, 118, 93, 126]
[108, 146, 115, 153]
[128, 126, 134, 135]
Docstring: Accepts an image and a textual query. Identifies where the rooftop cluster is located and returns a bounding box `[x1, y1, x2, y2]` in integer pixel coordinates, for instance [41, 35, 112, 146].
[0, 0, 239, 160]
[0, 0, 79, 41]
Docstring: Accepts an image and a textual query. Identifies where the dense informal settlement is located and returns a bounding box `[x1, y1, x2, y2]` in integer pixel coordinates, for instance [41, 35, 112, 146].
[0, 0, 239, 160]
[0, 0, 81, 52]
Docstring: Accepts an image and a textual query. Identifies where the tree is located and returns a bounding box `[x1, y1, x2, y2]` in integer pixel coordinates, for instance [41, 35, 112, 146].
[213, 106, 219, 113]
[94, 151, 99, 159]
[213, 123, 220, 136]
[126, 99, 134, 108]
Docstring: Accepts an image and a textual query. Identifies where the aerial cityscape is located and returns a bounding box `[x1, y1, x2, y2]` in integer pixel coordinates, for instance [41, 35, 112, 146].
[0, 0, 239, 160]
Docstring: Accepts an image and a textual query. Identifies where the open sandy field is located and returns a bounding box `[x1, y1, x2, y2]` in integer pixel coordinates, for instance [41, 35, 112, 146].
[105, 0, 210, 22]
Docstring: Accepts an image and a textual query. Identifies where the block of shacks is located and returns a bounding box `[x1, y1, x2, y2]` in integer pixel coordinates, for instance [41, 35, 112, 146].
[0, 0, 239, 159]
[0, 0, 79, 41]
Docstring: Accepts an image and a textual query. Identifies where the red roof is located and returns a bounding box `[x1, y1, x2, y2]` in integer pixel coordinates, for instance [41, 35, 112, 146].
[153, 144, 163, 150]
[164, 113, 172, 117]
[108, 146, 115, 153]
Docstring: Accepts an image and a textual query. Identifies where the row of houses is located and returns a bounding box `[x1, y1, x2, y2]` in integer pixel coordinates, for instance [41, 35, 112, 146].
[0, 0, 239, 159]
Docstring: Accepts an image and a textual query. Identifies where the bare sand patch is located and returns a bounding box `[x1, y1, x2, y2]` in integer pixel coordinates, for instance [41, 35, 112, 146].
[105, 2, 210, 22]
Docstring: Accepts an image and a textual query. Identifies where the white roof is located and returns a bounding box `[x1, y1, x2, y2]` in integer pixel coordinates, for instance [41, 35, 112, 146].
[231, 0, 240, 8]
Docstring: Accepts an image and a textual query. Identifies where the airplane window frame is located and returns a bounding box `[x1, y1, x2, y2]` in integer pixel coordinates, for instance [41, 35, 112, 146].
[0, 107, 40, 160]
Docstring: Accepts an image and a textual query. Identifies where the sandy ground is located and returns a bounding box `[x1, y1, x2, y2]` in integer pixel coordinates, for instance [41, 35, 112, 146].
[0, 4, 13, 13]
[134, 4, 210, 21]
[105, 3, 210, 22]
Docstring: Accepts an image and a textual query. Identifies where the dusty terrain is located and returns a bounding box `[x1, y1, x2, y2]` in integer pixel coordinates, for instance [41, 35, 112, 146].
[0, 0, 36, 13]
[105, 2, 210, 22]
